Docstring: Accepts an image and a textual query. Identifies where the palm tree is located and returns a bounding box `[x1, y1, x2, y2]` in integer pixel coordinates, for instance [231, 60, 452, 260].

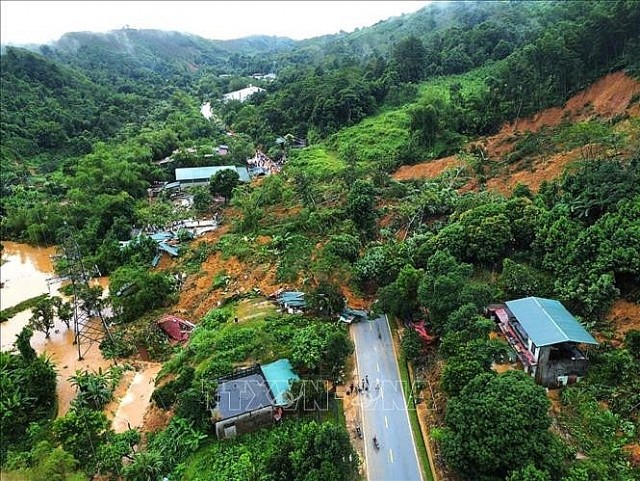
[69, 368, 113, 410]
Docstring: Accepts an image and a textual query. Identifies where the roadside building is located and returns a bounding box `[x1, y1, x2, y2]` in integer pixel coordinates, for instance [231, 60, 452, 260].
[275, 291, 306, 313]
[211, 359, 299, 439]
[174, 166, 251, 186]
[486, 296, 599, 387]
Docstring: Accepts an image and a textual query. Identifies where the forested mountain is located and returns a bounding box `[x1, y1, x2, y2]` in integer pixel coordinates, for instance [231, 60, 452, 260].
[1, 1, 640, 480]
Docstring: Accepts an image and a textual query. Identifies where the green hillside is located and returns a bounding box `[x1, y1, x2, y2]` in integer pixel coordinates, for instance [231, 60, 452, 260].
[1, 1, 640, 480]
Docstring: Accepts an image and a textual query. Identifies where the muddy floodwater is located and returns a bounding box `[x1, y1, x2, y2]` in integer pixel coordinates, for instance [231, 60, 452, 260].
[1, 241, 160, 423]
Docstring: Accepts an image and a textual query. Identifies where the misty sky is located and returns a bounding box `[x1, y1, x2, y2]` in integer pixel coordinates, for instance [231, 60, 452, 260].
[1, 1, 431, 45]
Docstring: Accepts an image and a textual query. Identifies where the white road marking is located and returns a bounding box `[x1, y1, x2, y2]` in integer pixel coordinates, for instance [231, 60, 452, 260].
[389, 448, 394, 463]
[384, 416, 389, 428]
[384, 315, 424, 480]
[376, 362, 380, 372]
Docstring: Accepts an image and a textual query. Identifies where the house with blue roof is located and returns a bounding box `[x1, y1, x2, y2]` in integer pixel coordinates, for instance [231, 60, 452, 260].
[175, 165, 251, 186]
[211, 359, 299, 439]
[487, 297, 599, 388]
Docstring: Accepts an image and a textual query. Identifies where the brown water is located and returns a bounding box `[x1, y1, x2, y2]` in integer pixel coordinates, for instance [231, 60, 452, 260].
[107, 362, 163, 433]
[0, 242, 157, 422]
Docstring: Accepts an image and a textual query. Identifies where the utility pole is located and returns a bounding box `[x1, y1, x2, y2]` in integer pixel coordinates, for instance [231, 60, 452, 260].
[52, 223, 115, 360]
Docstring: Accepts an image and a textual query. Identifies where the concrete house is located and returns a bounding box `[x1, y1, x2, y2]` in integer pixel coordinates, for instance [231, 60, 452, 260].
[174, 166, 251, 186]
[211, 359, 299, 439]
[486, 297, 599, 388]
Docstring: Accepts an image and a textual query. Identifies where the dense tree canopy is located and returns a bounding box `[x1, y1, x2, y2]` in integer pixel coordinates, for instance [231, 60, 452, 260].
[443, 371, 568, 479]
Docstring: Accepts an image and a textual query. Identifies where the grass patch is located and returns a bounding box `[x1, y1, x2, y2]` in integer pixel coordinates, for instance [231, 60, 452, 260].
[316, 396, 346, 426]
[234, 297, 277, 322]
[285, 145, 345, 178]
[0, 293, 48, 323]
[389, 317, 435, 481]
[331, 109, 411, 165]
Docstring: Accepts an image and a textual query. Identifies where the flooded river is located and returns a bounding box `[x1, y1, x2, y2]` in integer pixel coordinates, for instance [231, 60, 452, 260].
[1, 241, 160, 425]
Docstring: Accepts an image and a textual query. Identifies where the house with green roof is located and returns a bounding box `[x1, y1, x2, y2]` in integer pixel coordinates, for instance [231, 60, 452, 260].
[211, 359, 299, 439]
[487, 297, 599, 388]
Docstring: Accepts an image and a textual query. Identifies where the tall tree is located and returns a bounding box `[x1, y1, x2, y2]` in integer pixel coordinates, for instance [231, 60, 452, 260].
[29, 296, 56, 338]
[210, 168, 240, 204]
[442, 371, 568, 478]
[346, 179, 377, 239]
[392, 36, 427, 83]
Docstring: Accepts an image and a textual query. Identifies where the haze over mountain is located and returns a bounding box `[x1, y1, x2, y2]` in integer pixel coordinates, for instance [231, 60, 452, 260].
[1, 2, 639, 480]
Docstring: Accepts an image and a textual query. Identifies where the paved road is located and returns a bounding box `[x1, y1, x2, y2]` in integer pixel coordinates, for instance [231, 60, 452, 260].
[351, 315, 424, 481]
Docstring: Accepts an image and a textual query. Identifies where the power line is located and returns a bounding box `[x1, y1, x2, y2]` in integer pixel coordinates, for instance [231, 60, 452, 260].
[57, 222, 115, 361]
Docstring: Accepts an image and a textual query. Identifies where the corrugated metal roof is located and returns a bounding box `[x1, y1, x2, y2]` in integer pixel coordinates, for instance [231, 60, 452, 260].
[175, 166, 250, 183]
[505, 297, 598, 347]
[261, 359, 299, 406]
[277, 291, 305, 308]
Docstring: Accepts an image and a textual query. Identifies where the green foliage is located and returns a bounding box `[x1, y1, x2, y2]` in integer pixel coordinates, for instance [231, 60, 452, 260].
[346, 179, 377, 238]
[393, 35, 427, 83]
[324, 233, 361, 263]
[287, 145, 346, 179]
[151, 366, 195, 410]
[95, 429, 140, 478]
[560, 158, 640, 224]
[109, 266, 177, 322]
[2, 6, 640, 481]
[1, 328, 57, 463]
[69, 367, 118, 411]
[401, 328, 424, 363]
[0, 294, 48, 324]
[28, 296, 56, 338]
[182, 419, 358, 481]
[4, 441, 87, 481]
[443, 371, 568, 479]
[507, 464, 551, 481]
[209, 168, 240, 203]
[441, 358, 487, 397]
[500, 258, 552, 300]
[417, 250, 473, 326]
[378, 264, 424, 321]
[558, 387, 638, 481]
[331, 109, 410, 170]
[625, 330, 640, 359]
[52, 407, 113, 473]
[290, 323, 353, 376]
[305, 280, 346, 318]
[141, 417, 207, 475]
[352, 243, 406, 293]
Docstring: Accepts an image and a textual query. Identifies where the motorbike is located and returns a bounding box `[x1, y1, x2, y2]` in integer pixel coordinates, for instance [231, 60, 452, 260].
[373, 436, 380, 450]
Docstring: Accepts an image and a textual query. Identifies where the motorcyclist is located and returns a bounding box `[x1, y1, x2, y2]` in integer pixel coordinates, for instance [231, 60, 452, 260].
[373, 435, 379, 449]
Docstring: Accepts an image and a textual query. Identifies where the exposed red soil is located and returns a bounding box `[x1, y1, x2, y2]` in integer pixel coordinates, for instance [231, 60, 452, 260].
[173, 249, 280, 320]
[606, 299, 640, 344]
[393, 155, 463, 181]
[392, 71, 640, 190]
[623, 443, 640, 468]
[484, 146, 585, 195]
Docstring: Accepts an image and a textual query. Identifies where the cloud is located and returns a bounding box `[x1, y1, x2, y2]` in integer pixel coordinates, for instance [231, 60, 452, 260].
[1, 1, 429, 46]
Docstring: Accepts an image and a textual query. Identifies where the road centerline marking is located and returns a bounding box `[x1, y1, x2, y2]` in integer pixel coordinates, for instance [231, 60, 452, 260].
[389, 448, 394, 463]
